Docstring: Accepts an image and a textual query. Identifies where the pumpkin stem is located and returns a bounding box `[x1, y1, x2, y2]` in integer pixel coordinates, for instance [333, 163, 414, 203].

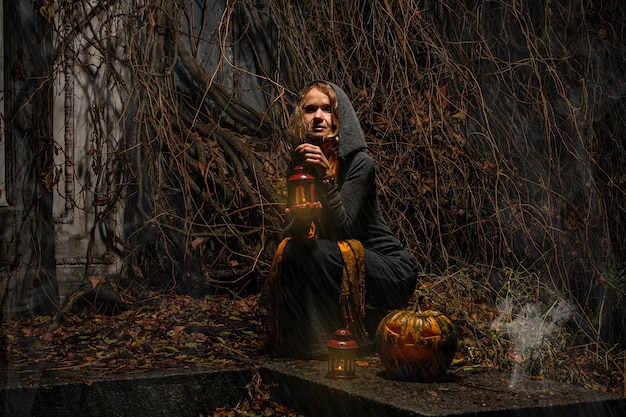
[413, 295, 424, 314]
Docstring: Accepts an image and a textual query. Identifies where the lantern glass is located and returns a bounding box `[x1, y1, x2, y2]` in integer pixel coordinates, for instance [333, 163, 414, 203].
[287, 165, 319, 208]
[326, 329, 358, 379]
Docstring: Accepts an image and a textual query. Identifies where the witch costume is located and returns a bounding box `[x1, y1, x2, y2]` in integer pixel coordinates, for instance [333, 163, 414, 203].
[262, 82, 418, 359]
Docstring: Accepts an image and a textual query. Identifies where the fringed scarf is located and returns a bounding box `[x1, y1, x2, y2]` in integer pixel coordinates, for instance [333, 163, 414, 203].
[337, 239, 368, 338]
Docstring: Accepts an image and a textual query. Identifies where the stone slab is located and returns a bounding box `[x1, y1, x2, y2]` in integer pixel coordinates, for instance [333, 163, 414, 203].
[1, 368, 252, 417]
[2, 361, 625, 417]
[261, 359, 626, 417]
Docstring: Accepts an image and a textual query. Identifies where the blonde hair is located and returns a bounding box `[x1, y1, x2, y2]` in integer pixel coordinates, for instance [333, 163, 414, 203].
[288, 81, 339, 145]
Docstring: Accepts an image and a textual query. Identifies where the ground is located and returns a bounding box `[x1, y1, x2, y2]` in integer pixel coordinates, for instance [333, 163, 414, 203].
[1, 289, 624, 416]
[1, 293, 299, 416]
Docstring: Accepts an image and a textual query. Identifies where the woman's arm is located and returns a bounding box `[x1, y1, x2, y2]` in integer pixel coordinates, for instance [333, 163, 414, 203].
[320, 152, 376, 238]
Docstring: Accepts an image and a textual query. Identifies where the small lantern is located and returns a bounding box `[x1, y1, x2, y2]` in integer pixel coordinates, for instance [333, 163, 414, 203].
[287, 165, 319, 219]
[326, 329, 358, 379]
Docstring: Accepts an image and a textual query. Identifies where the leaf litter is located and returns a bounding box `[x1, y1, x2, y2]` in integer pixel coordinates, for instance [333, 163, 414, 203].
[0, 293, 298, 416]
[1, 279, 623, 416]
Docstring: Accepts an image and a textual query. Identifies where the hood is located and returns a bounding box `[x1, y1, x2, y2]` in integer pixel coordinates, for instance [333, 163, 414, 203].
[319, 81, 367, 159]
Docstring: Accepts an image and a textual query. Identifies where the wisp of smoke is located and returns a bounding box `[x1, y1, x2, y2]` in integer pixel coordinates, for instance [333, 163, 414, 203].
[491, 299, 575, 390]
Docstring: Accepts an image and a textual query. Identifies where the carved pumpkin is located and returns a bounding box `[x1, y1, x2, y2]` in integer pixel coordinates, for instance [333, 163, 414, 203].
[376, 305, 457, 381]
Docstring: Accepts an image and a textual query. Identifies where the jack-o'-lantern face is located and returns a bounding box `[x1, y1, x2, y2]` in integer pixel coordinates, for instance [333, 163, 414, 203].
[376, 309, 457, 381]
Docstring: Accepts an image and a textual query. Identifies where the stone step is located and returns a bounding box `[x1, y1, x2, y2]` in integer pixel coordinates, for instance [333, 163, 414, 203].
[1, 368, 251, 417]
[1, 362, 625, 417]
[261, 359, 626, 417]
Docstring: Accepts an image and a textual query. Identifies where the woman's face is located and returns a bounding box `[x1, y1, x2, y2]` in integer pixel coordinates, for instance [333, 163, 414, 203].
[302, 87, 334, 144]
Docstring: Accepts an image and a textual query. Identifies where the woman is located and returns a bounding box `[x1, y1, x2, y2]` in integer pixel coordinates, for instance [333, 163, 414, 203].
[263, 81, 417, 358]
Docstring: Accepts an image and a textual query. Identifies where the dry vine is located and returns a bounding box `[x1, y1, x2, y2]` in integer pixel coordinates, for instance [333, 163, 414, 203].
[47, 0, 625, 355]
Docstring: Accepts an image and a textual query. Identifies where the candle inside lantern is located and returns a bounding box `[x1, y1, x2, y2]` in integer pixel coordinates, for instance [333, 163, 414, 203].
[293, 182, 313, 205]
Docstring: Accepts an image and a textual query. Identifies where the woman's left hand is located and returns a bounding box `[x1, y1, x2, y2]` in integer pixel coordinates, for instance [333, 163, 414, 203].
[285, 201, 322, 223]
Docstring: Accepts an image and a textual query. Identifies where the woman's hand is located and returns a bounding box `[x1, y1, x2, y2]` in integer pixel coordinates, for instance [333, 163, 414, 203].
[285, 201, 322, 222]
[294, 143, 334, 179]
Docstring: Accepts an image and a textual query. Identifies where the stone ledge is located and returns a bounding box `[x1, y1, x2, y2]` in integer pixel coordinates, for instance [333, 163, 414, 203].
[260, 360, 626, 417]
[1, 362, 625, 417]
[1, 368, 252, 417]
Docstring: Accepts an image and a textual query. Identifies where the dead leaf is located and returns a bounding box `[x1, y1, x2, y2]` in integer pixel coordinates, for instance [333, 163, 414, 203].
[90, 278, 103, 288]
[162, 345, 179, 353]
[132, 265, 144, 278]
[452, 110, 467, 120]
[75, 376, 93, 386]
[438, 85, 449, 112]
[191, 237, 206, 250]
[508, 351, 524, 363]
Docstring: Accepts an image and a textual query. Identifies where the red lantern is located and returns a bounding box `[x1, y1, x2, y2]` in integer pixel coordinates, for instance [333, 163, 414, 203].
[326, 329, 358, 379]
[287, 165, 319, 219]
